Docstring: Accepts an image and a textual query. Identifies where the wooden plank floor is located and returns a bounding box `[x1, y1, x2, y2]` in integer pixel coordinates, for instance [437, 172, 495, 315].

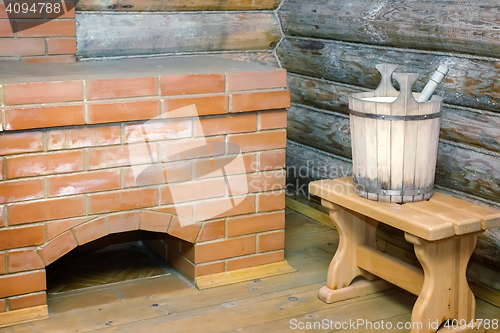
[2, 209, 499, 332]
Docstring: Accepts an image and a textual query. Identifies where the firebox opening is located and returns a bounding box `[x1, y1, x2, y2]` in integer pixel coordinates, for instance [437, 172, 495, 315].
[45, 231, 194, 312]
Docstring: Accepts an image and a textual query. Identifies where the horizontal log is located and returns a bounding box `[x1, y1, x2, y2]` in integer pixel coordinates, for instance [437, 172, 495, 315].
[288, 74, 500, 154]
[279, 0, 500, 58]
[288, 74, 354, 115]
[287, 105, 500, 203]
[469, 263, 500, 293]
[473, 230, 500, 271]
[439, 111, 500, 155]
[76, 13, 281, 58]
[213, 52, 279, 67]
[77, 0, 281, 11]
[287, 105, 351, 159]
[78, 51, 280, 66]
[286, 139, 352, 197]
[277, 37, 500, 113]
[435, 141, 500, 204]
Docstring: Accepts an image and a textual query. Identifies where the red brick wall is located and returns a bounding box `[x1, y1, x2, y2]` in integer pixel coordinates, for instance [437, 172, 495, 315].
[0, 68, 289, 313]
[0, 0, 76, 62]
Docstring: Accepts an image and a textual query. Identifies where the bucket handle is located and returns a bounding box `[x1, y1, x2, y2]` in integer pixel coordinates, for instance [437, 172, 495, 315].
[392, 72, 420, 113]
[374, 63, 399, 98]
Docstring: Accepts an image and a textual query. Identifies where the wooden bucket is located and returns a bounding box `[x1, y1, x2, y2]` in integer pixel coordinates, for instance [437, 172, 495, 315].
[348, 64, 443, 203]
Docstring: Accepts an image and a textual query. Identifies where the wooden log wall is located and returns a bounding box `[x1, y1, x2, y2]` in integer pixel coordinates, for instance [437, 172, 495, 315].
[278, 0, 500, 290]
[75, 0, 282, 62]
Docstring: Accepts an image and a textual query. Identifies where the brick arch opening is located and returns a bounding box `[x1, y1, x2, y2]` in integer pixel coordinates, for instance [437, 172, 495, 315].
[43, 208, 211, 301]
[38, 210, 199, 267]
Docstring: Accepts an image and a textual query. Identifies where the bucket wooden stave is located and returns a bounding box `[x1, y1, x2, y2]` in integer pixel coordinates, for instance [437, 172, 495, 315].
[348, 64, 443, 203]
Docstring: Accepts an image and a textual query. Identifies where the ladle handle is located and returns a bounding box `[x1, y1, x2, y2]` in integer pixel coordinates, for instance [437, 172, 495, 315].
[417, 65, 449, 103]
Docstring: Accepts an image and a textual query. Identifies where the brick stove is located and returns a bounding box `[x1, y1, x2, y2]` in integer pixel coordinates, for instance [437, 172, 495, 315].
[0, 56, 289, 319]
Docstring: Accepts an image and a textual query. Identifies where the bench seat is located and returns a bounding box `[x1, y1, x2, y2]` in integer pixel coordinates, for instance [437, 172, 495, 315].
[309, 177, 500, 241]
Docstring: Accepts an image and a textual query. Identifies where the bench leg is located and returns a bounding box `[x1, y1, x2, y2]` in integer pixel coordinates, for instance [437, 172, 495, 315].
[319, 202, 388, 303]
[406, 233, 479, 333]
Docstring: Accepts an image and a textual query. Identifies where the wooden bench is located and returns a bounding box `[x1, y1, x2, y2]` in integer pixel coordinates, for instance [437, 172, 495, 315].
[309, 177, 500, 333]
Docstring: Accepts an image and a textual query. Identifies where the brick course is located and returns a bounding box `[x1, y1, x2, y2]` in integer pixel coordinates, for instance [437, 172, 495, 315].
[8, 249, 45, 273]
[161, 74, 225, 95]
[0, 270, 46, 298]
[5, 105, 85, 130]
